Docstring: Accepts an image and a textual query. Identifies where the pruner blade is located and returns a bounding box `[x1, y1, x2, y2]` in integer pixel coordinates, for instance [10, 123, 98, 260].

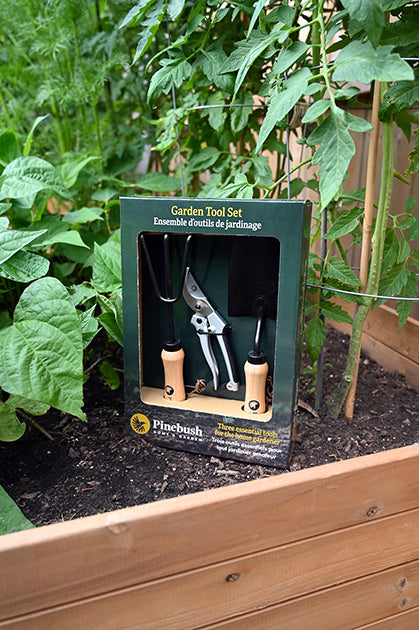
[183, 268, 240, 392]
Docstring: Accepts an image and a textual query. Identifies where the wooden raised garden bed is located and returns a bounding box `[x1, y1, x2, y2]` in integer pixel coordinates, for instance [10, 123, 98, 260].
[0, 444, 418, 629]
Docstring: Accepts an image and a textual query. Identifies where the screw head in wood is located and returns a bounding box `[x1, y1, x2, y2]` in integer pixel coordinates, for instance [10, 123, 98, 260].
[225, 573, 240, 583]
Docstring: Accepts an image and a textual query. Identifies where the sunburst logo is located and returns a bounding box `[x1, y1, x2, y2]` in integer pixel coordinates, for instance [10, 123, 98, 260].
[130, 413, 151, 435]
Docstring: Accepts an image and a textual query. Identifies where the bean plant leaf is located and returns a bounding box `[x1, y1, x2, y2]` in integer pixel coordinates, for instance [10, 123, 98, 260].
[307, 110, 355, 210]
[92, 241, 122, 292]
[78, 305, 100, 349]
[341, 0, 384, 46]
[0, 250, 49, 283]
[0, 227, 47, 265]
[99, 360, 120, 390]
[135, 172, 182, 192]
[0, 277, 85, 420]
[0, 486, 34, 535]
[62, 207, 103, 225]
[0, 401, 26, 442]
[0, 157, 71, 201]
[332, 41, 414, 84]
[256, 67, 311, 152]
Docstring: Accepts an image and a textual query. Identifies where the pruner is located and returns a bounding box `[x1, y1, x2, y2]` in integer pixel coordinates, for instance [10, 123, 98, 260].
[183, 268, 240, 392]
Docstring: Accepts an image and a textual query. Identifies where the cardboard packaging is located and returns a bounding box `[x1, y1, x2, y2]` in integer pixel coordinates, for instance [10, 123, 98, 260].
[121, 196, 311, 468]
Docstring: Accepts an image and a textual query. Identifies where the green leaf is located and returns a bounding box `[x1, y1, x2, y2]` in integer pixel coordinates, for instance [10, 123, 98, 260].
[200, 46, 233, 93]
[0, 131, 21, 166]
[333, 41, 414, 84]
[380, 77, 419, 121]
[23, 115, 49, 157]
[302, 100, 330, 124]
[256, 68, 311, 152]
[37, 230, 90, 250]
[0, 401, 26, 442]
[148, 57, 192, 102]
[62, 207, 103, 225]
[119, 0, 159, 29]
[378, 263, 409, 298]
[136, 172, 181, 192]
[247, 0, 266, 38]
[305, 316, 326, 363]
[7, 394, 50, 416]
[320, 300, 353, 324]
[78, 305, 99, 349]
[323, 207, 363, 240]
[92, 241, 122, 292]
[231, 92, 254, 135]
[58, 156, 100, 188]
[0, 227, 47, 265]
[99, 361, 120, 390]
[207, 93, 228, 131]
[132, 0, 167, 63]
[341, 0, 384, 46]
[167, 0, 185, 20]
[0, 278, 85, 420]
[99, 312, 123, 345]
[406, 217, 419, 241]
[338, 109, 373, 133]
[307, 111, 355, 210]
[381, 226, 399, 272]
[0, 250, 49, 283]
[187, 147, 221, 172]
[327, 256, 360, 287]
[0, 157, 71, 201]
[396, 270, 418, 326]
[0, 485, 34, 535]
[272, 41, 309, 76]
[223, 27, 288, 99]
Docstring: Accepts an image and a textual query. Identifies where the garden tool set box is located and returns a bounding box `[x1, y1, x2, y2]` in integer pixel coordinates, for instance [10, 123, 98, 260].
[121, 196, 311, 467]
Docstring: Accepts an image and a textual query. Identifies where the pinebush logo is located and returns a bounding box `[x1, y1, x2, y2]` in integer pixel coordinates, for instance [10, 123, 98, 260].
[130, 413, 151, 435]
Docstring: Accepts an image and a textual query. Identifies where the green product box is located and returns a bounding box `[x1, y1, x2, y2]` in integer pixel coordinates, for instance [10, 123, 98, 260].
[121, 196, 311, 468]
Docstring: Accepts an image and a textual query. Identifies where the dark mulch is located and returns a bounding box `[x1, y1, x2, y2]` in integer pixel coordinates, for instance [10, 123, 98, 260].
[1, 328, 417, 528]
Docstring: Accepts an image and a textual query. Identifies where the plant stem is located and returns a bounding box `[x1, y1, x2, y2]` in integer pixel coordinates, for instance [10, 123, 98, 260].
[345, 80, 381, 420]
[325, 83, 393, 420]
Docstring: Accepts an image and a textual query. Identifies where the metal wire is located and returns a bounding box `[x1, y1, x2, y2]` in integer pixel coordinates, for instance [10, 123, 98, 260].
[306, 283, 419, 302]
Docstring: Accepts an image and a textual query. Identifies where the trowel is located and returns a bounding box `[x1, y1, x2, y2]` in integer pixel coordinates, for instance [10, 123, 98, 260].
[228, 236, 280, 414]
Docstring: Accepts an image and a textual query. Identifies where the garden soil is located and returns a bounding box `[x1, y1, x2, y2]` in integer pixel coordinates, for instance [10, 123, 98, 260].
[1, 327, 417, 528]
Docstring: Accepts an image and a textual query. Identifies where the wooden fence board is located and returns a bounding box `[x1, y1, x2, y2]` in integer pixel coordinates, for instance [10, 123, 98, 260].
[0, 444, 418, 622]
[0, 508, 417, 630]
[355, 606, 419, 629]
[200, 560, 419, 630]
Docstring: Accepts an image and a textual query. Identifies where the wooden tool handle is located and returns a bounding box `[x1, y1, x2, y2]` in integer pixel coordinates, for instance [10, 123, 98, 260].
[161, 347, 186, 402]
[244, 359, 269, 414]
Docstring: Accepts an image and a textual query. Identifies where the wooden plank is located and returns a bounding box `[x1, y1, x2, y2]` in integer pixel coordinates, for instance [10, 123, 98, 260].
[327, 303, 419, 389]
[355, 606, 419, 629]
[330, 319, 419, 390]
[0, 445, 418, 621]
[0, 508, 417, 630]
[201, 560, 419, 630]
